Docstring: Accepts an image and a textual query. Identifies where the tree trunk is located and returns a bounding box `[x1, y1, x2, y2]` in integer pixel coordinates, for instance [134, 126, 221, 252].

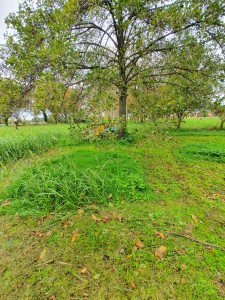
[177, 117, 182, 129]
[116, 7, 127, 139]
[14, 119, 19, 130]
[220, 119, 225, 130]
[118, 87, 127, 139]
[53, 113, 59, 124]
[42, 110, 48, 123]
[4, 117, 9, 126]
[176, 112, 183, 129]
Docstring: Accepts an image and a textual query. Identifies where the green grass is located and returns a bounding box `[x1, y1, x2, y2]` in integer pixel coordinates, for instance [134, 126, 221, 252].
[0, 124, 77, 165]
[181, 117, 221, 130]
[0, 123, 69, 138]
[0, 133, 62, 165]
[0, 118, 225, 299]
[169, 117, 225, 136]
[179, 142, 225, 163]
[1, 150, 152, 214]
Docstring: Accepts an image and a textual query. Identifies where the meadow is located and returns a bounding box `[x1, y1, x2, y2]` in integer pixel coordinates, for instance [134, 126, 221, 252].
[0, 117, 224, 300]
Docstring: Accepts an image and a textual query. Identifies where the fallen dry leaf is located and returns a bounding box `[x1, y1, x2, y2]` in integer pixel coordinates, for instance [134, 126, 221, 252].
[103, 255, 110, 261]
[120, 248, 125, 254]
[83, 293, 89, 297]
[192, 215, 198, 223]
[91, 214, 100, 222]
[155, 230, 165, 239]
[155, 245, 167, 260]
[46, 231, 52, 237]
[77, 209, 84, 215]
[117, 214, 123, 222]
[31, 230, 52, 238]
[38, 214, 51, 224]
[131, 281, 137, 289]
[1, 199, 11, 207]
[169, 284, 175, 294]
[81, 267, 88, 274]
[31, 230, 45, 237]
[102, 215, 112, 223]
[108, 193, 113, 199]
[39, 248, 47, 260]
[68, 220, 74, 227]
[70, 231, 80, 244]
[134, 238, 144, 248]
[133, 246, 138, 251]
[88, 204, 97, 209]
[61, 221, 68, 230]
[49, 296, 56, 300]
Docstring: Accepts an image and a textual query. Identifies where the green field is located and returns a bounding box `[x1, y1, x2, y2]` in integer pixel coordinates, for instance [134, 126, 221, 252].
[0, 118, 225, 299]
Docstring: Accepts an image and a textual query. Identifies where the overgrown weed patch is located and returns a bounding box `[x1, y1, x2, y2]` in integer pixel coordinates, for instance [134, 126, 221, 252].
[1, 150, 153, 214]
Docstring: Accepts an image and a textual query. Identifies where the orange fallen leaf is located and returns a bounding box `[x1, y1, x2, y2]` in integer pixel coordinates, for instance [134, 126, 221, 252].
[155, 230, 165, 239]
[38, 214, 51, 224]
[81, 267, 88, 274]
[135, 238, 144, 248]
[70, 231, 80, 244]
[192, 215, 198, 223]
[1, 199, 11, 207]
[131, 281, 137, 289]
[155, 245, 167, 260]
[102, 215, 111, 223]
[49, 296, 56, 300]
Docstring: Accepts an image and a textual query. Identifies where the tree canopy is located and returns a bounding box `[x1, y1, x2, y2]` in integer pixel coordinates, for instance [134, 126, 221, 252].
[1, 0, 225, 134]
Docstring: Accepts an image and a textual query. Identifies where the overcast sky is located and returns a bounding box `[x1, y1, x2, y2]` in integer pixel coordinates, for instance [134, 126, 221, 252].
[0, 0, 22, 44]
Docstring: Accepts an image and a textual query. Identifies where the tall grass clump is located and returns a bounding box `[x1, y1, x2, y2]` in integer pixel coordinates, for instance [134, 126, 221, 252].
[0, 151, 153, 214]
[0, 133, 64, 165]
